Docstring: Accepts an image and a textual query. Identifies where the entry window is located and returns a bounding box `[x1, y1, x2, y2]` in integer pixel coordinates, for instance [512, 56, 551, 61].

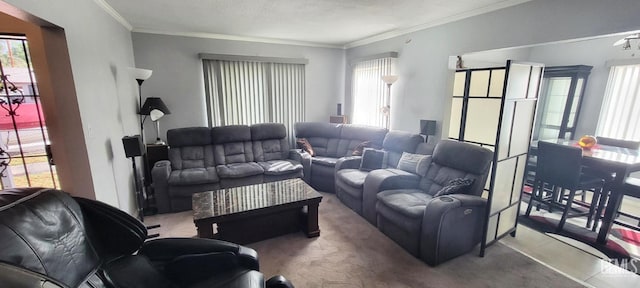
[0, 35, 58, 188]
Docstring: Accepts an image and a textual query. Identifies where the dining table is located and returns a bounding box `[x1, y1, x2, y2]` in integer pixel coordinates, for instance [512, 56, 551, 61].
[534, 139, 640, 244]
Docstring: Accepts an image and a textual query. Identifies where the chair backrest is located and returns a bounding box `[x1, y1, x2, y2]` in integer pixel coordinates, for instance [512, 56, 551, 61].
[596, 136, 640, 150]
[0, 188, 104, 287]
[382, 130, 424, 168]
[419, 140, 493, 196]
[536, 141, 582, 188]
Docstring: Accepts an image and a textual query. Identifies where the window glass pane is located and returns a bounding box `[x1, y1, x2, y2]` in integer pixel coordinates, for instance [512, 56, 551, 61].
[566, 78, 584, 128]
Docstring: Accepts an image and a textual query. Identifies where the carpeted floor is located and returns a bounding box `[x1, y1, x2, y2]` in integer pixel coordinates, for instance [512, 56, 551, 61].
[146, 193, 584, 288]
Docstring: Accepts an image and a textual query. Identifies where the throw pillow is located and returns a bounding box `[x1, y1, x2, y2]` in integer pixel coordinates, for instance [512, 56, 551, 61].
[434, 178, 475, 197]
[359, 148, 388, 171]
[396, 152, 431, 177]
[296, 138, 315, 156]
[352, 141, 371, 156]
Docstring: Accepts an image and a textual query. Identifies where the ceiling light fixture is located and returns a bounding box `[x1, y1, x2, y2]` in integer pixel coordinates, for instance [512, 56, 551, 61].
[613, 33, 640, 50]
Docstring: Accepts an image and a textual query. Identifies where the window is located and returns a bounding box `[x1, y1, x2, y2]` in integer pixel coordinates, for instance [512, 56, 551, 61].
[351, 56, 395, 127]
[596, 64, 640, 140]
[203, 58, 305, 142]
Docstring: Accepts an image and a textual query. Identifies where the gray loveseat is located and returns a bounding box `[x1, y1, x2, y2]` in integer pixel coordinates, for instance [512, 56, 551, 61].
[293, 122, 423, 193]
[152, 123, 304, 213]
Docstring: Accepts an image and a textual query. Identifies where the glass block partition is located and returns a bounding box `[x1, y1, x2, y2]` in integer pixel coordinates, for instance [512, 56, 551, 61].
[448, 60, 544, 256]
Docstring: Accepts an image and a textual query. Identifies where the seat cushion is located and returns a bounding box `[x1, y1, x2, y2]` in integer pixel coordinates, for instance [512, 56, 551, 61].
[336, 169, 368, 188]
[168, 167, 219, 186]
[377, 189, 433, 220]
[105, 255, 176, 288]
[311, 156, 338, 167]
[257, 160, 303, 176]
[216, 163, 264, 178]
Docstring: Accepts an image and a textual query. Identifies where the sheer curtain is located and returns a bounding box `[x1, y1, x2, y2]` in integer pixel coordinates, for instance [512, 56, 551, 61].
[351, 57, 394, 127]
[203, 59, 305, 143]
[596, 64, 640, 140]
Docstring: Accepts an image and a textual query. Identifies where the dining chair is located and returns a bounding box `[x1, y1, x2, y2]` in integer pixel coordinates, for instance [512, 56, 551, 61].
[525, 141, 605, 231]
[610, 177, 640, 232]
[588, 136, 640, 231]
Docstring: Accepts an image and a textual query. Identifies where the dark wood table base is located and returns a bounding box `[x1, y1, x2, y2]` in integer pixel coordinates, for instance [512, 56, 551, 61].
[196, 201, 320, 244]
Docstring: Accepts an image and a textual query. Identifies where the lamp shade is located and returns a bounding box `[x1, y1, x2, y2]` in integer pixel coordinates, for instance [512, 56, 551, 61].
[133, 68, 153, 81]
[381, 75, 398, 85]
[140, 97, 170, 116]
[420, 120, 437, 136]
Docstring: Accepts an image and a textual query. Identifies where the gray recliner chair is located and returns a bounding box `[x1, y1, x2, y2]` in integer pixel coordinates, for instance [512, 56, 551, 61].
[334, 131, 428, 220]
[374, 140, 493, 266]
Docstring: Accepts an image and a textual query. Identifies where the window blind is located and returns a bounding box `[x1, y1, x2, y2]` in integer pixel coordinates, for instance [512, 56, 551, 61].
[596, 64, 640, 140]
[203, 59, 305, 143]
[351, 57, 394, 127]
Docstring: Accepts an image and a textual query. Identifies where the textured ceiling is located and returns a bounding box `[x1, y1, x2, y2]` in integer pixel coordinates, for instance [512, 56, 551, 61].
[104, 0, 530, 47]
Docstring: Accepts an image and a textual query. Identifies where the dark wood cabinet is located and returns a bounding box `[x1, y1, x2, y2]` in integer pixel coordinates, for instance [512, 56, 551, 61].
[144, 144, 168, 185]
[143, 144, 168, 215]
[533, 65, 592, 140]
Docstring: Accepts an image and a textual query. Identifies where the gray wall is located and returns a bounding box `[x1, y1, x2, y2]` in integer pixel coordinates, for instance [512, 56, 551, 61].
[131, 33, 345, 139]
[4, 0, 140, 214]
[345, 0, 640, 139]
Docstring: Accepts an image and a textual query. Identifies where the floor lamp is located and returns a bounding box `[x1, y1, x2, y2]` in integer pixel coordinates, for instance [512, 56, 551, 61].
[381, 75, 398, 129]
[133, 68, 153, 139]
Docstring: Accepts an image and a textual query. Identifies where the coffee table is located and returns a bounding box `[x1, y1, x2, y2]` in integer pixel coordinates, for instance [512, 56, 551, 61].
[192, 178, 323, 244]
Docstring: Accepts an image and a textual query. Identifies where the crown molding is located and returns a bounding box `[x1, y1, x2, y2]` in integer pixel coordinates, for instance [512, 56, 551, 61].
[132, 29, 345, 49]
[345, 0, 531, 49]
[93, 0, 133, 31]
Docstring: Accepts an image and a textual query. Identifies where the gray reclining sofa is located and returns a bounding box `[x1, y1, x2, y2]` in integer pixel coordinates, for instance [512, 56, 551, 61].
[152, 123, 304, 213]
[293, 122, 424, 193]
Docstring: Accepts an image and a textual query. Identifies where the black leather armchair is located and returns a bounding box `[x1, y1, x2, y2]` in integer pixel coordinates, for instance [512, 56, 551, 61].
[0, 187, 293, 288]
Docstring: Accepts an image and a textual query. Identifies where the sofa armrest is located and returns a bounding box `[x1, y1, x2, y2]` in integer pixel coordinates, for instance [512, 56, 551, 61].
[290, 149, 312, 183]
[420, 194, 487, 266]
[361, 168, 421, 224]
[335, 156, 362, 171]
[151, 160, 172, 213]
[140, 238, 259, 271]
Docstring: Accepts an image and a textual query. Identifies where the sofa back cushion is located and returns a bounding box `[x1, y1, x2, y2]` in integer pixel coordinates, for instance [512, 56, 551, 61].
[382, 131, 423, 168]
[294, 122, 341, 157]
[418, 140, 493, 196]
[338, 124, 387, 156]
[251, 123, 290, 161]
[167, 127, 215, 170]
[212, 125, 255, 165]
